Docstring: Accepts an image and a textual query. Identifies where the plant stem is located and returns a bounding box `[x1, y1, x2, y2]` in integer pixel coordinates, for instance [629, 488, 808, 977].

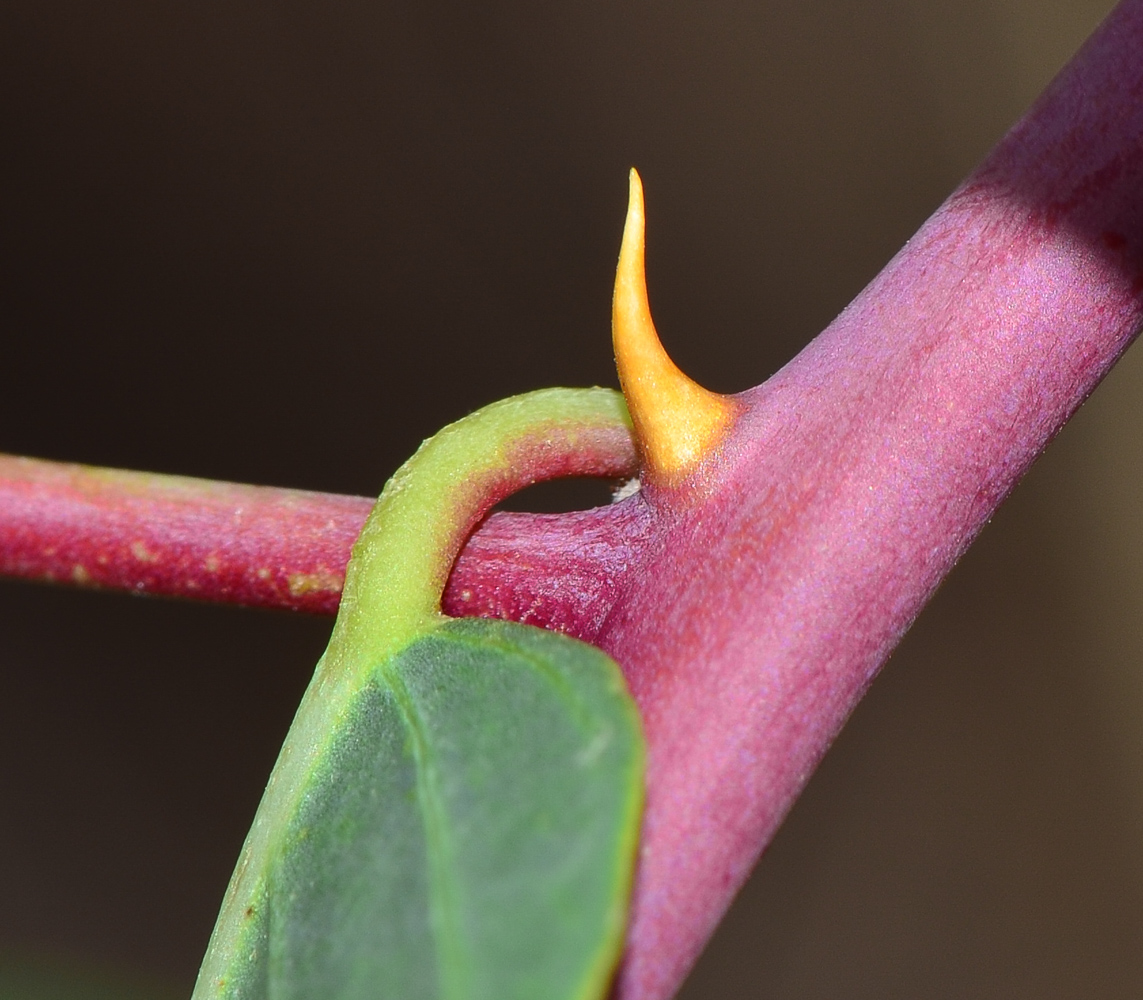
[0, 437, 641, 632]
[0, 453, 371, 614]
[605, 3, 1143, 997]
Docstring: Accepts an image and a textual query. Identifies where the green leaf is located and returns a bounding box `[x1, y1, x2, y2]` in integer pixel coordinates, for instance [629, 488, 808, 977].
[194, 389, 644, 1000]
[270, 618, 642, 1000]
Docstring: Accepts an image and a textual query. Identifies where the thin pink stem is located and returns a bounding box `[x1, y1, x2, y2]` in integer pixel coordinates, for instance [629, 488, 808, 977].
[0, 455, 372, 614]
[0, 438, 641, 628]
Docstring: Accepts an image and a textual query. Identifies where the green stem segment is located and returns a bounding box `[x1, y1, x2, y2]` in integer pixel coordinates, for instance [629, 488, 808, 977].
[330, 386, 633, 666]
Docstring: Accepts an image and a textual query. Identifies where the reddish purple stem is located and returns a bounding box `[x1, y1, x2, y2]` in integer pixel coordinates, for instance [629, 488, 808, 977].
[0, 456, 372, 614]
[604, 4, 1143, 998]
[0, 433, 641, 628]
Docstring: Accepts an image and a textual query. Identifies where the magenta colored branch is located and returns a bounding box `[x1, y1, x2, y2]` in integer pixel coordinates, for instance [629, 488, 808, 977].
[602, 3, 1143, 998]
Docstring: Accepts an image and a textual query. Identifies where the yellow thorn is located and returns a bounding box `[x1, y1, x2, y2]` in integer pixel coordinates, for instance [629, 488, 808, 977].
[612, 169, 736, 485]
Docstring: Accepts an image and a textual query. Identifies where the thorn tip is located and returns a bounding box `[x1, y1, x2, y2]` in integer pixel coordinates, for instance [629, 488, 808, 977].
[612, 169, 735, 485]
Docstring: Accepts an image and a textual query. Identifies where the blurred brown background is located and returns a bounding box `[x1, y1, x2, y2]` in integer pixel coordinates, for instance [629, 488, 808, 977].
[1, 0, 1139, 996]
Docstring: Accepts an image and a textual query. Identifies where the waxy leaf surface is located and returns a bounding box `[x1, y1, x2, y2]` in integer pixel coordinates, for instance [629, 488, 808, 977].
[267, 618, 643, 1000]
